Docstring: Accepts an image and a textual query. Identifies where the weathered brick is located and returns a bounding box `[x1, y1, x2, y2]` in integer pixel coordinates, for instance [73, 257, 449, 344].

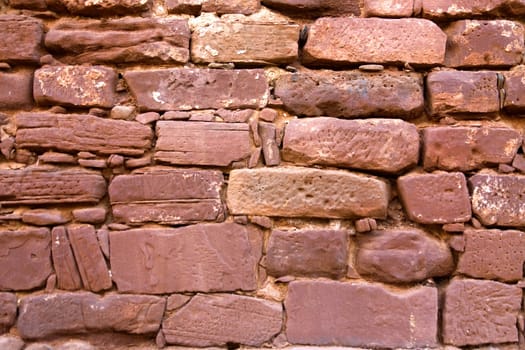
[274, 70, 423, 118]
[163, 294, 282, 347]
[155, 121, 251, 166]
[470, 173, 525, 226]
[166, 0, 202, 14]
[51, 227, 82, 291]
[426, 70, 499, 117]
[34, 66, 117, 108]
[16, 112, 152, 156]
[45, 18, 189, 65]
[444, 20, 524, 68]
[303, 18, 446, 66]
[8, 0, 48, 10]
[0, 228, 51, 291]
[110, 223, 262, 294]
[283, 117, 419, 173]
[504, 70, 525, 112]
[227, 167, 389, 219]
[125, 68, 268, 111]
[398, 172, 471, 224]
[58, 0, 150, 15]
[0, 293, 16, 333]
[423, 126, 522, 171]
[192, 20, 298, 64]
[72, 208, 106, 224]
[201, 0, 260, 14]
[356, 229, 454, 283]
[285, 280, 438, 348]
[443, 278, 522, 346]
[266, 229, 349, 278]
[109, 168, 224, 225]
[18, 293, 165, 340]
[422, 0, 525, 19]
[261, 0, 360, 17]
[0, 15, 43, 63]
[364, 0, 415, 17]
[22, 209, 70, 226]
[0, 71, 34, 109]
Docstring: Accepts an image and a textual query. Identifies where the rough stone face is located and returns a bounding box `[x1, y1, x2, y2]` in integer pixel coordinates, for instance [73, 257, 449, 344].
[503, 70, 525, 112]
[17, 293, 166, 340]
[259, 122, 280, 166]
[58, 0, 150, 15]
[364, 0, 415, 17]
[109, 168, 224, 225]
[444, 20, 524, 67]
[72, 208, 106, 224]
[266, 229, 348, 278]
[227, 167, 390, 219]
[191, 20, 298, 64]
[274, 70, 423, 118]
[0, 168, 105, 205]
[303, 18, 446, 66]
[45, 18, 189, 64]
[110, 223, 262, 294]
[422, 126, 522, 171]
[0, 336, 24, 350]
[51, 227, 83, 291]
[398, 172, 471, 224]
[470, 173, 525, 226]
[422, 0, 525, 19]
[426, 70, 499, 116]
[261, 0, 361, 17]
[166, 0, 202, 14]
[0, 293, 17, 332]
[285, 280, 438, 348]
[22, 209, 70, 226]
[163, 294, 282, 346]
[67, 225, 112, 292]
[0, 228, 51, 291]
[124, 68, 268, 111]
[0, 15, 43, 63]
[155, 121, 251, 166]
[283, 117, 419, 173]
[442, 278, 522, 346]
[355, 229, 454, 283]
[201, 0, 260, 14]
[16, 112, 152, 156]
[0, 71, 34, 109]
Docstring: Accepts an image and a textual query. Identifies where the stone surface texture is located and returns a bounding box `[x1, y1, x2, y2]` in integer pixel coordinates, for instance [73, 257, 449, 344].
[0, 15, 43, 63]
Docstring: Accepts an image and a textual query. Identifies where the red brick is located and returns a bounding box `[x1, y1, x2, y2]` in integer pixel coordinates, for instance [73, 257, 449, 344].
[444, 20, 524, 68]
[0, 228, 51, 291]
[274, 69, 423, 118]
[283, 117, 419, 173]
[423, 126, 522, 171]
[163, 294, 282, 347]
[303, 18, 446, 66]
[426, 70, 499, 117]
[364, 0, 415, 17]
[51, 227, 82, 291]
[261, 0, 360, 17]
[109, 223, 262, 294]
[124, 68, 268, 112]
[266, 229, 349, 278]
[0, 71, 34, 109]
[504, 70, 525, 112]
[443, 278, 522, 346]
[285, 280, 438, 348]
[0, 15, 43, 63]
[397, 172, 471, 224]
[59, 0, 150, 15]
[422, 0, 525, 19]
[201, 0, 260, 14]
[0, 293, 16, 333]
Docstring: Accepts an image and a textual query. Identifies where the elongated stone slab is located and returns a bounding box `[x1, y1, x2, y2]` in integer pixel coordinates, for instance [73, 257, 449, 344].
[261, 0, 360, 16]
[51, 227, 82, 291]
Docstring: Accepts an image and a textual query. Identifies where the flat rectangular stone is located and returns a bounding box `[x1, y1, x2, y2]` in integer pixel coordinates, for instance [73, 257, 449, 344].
[201, 0, 260, 14]
[155, 121, 251, 166]
[166, 0, 202, 14]
[0, 15, 43, 63]
[0, 167, 106, 205]
[283, 117, 419, 173]
[0, 71, 34, 109]
[504, 70, 525, 112]
[124, 68, 268, 111]
[285, 280, 438, 348]
[303, 18, 446, 66]
[16, 112, 152, 156]
[51, 226, 82, 291]
[45, 17, 190, 64]
[109, 223, 262, 294]
[261, 0, 360, 17]
[227, 167, 390, 219]
[109, 167, 224, 225]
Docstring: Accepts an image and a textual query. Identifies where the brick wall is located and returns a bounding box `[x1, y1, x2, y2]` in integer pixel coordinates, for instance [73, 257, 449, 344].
[1, 0, 525, 349]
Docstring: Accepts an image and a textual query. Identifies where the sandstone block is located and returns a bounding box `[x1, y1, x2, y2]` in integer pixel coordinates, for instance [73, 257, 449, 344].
[259, 122, 280, 166]
[285, 280, 438, 348]
[283, 117, 419, 173]
[166, 0, 202, 14]
[0, 71, 34, 109]
[364, 0, 415, 17]
[72, 208, 106, 224]
[422, 0, 525, 19]
[261, 0, 361, 17]
[201, 0, 260, 14]
[163, 294, 282, 347]
[51, 227, 82, 291]
[227, 167, 389, 219]
[504, 70, 525, 112]
[22, 209, 70, 226]
[110, 223, 262, 294]
[0, 15, 43, 63]
[59, 0, 150, 15]
[0, 293, 17, 333]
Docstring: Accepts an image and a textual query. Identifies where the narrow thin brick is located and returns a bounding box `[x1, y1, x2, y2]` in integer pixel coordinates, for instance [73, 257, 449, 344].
[261, 0, 361, 17]
[201, 0, 260, 14]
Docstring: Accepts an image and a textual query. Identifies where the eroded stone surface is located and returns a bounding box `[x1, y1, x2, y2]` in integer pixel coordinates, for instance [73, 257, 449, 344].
[0, 71, 34, 109]
[166, 0, 202, 14]
[504, 70, 525, 112]
[261, 0, 360, 17]
[59, 0, 150, 15]
[201, 0, 260, 14]
[51, 227, 82, 291]
[364, 0, 415, 17]
[22, 209, 70, 226]
[422, 0, 525, 19]
[0, 293, 17, 332]
[0, 15, 43, 63]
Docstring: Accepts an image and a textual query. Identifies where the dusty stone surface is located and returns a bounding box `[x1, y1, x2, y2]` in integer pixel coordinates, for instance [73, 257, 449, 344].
[422, 0, 525, 19]
[442, 278, 522, 346]
[283, 117, 419, 173]
[163, 294, 282, 346]
[422, 126, 522, 171]
[0, 15, 43, 63]
[109, 168, 224, 225]
[0, 71, 34, 109]
[21, 209, 70, 226]
[503, 70, 525, 112]
[124, 68, 268, 111]
[285, 280, 438, 348]
[110, 223, 262, 293]
[51, 227, 83, 291]
[398, 172, 471, 224]
[17, 292, 165, 339]
[45, 18, 189, 64]
[266, 229, 349, 278]
[227, 167, 390, 219]
[0, 293, 17, 332]
[0, 227, 51, 291]
[274, 70, 423, 118]
[262, 0, 360, 16]
[355, 229, 454, 283]
[470, 173, 525, 226]
[364, 0, 415, 17]
[155, 121, 251, 166]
